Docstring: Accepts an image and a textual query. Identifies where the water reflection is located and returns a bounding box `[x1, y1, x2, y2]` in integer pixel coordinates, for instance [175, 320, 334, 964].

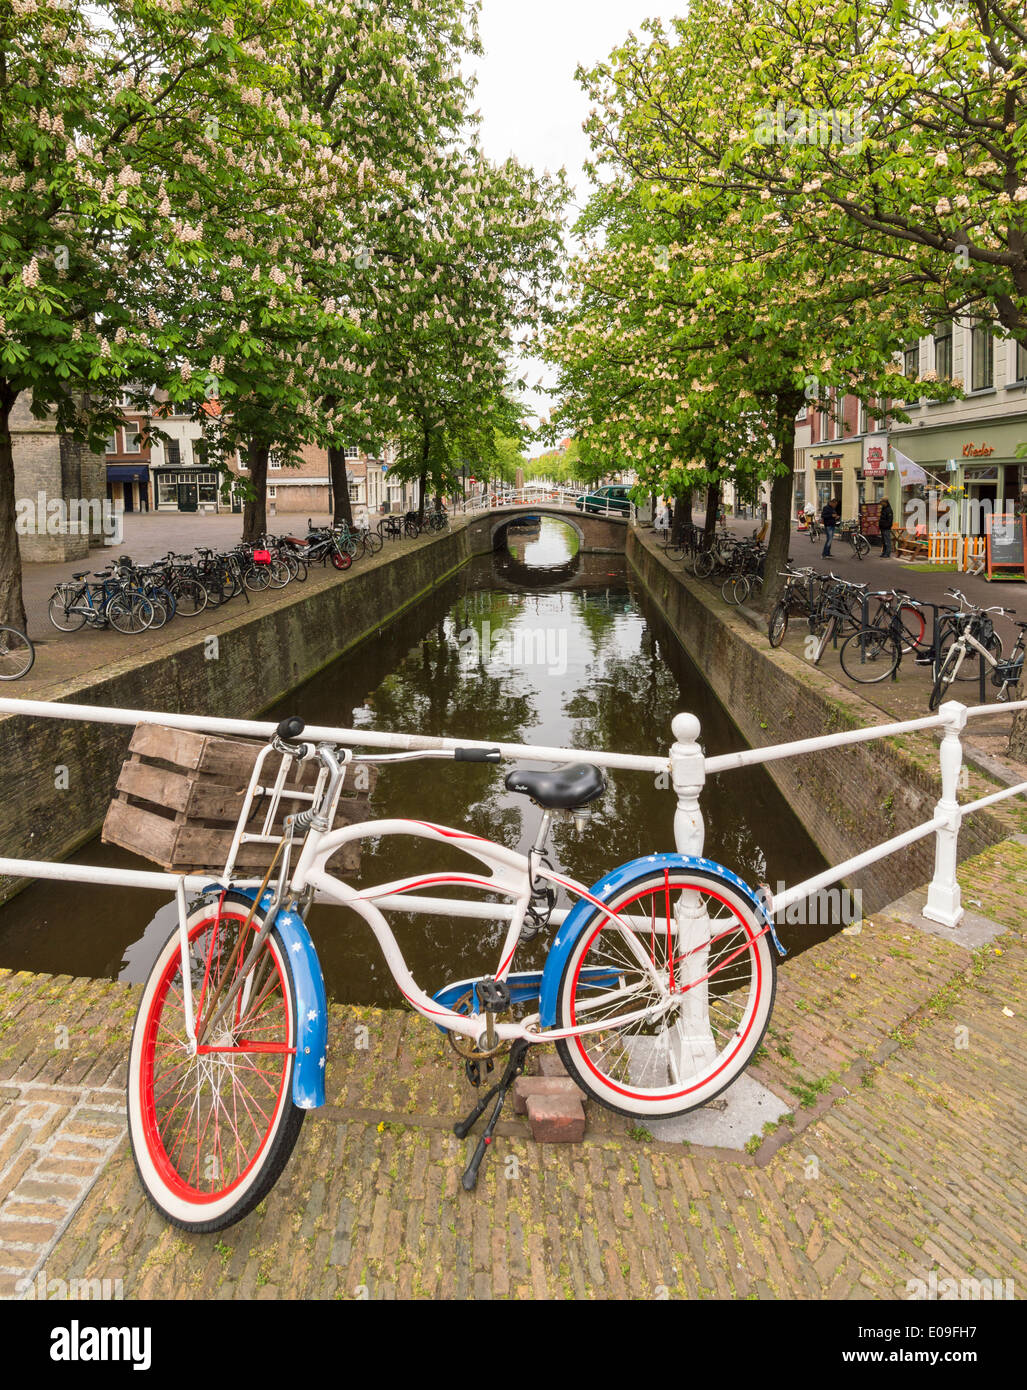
[0, 520, 829, 1003]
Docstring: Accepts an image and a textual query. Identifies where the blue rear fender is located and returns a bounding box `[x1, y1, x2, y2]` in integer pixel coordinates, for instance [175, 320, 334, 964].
[538, 854, 781, 1029]
[207, 887, 327, 1110]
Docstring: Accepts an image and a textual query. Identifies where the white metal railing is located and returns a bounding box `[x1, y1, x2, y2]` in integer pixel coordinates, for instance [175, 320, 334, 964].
[0, 694, 1023, 930]
[453, 485, 635, 522]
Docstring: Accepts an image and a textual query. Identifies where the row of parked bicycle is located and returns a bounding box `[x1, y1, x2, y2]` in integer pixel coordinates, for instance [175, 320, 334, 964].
[767, 567, 1026, 709]
[655, 523, 1024, 708]
[44, 509, 448, 638]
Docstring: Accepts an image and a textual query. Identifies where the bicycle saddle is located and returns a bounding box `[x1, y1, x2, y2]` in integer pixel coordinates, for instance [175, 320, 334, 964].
[505, 763, 606, 810]
[71, 571, 89, 579]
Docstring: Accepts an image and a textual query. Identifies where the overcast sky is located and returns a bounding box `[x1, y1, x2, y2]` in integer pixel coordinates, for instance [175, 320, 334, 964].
[466, 1, 685, 440]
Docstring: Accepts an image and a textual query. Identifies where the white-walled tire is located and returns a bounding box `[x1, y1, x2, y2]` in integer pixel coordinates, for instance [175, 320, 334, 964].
[555, 866, 776, 1118]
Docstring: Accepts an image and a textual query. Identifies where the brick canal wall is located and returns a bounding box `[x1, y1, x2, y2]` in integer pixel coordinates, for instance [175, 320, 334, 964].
[626, 530, 1008, 913]
[0, 526, 480, 906]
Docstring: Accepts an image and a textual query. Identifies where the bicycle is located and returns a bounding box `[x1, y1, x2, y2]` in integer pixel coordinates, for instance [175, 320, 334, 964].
[836, 520, 871, 561]
[0, 626, 34, 679]
[126, 715, 783, 1231]
[929, 604, 1025, 710]
[47, 569, 154, 634]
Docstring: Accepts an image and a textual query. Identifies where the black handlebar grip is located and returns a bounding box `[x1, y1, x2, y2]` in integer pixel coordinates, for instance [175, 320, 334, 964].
[276, 716, 306, 741]
[454, 748, 502, 763]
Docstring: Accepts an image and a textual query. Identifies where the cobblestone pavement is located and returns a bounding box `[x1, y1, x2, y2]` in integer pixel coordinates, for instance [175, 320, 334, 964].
[1, 839, 1023, 1300]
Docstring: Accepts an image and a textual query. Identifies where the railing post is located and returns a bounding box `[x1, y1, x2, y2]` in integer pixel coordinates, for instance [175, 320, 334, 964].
[670, 713, 706, 858]
[666, 713, 716, 1077]
[923, 700, 967, 929]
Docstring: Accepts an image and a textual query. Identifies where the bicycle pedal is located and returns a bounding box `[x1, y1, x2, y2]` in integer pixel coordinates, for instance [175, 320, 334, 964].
[477, 978, 511, 1013]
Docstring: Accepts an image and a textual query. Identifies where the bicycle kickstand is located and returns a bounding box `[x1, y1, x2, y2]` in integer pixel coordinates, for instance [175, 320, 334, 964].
[454, 1038, 531, 1192]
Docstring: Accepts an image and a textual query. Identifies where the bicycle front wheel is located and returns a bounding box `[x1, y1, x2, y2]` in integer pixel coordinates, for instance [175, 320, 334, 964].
[0, 627, 35, 679]
[555, 865, 776, 1118]
[853, 534, 870, 560]
[839, 628, 902, 684]
[107, 593, 153, 634]
[768, 602, 789, 648]
[693, 551, 715, 580]
[127, 892, 304, 1232]
[929, 645, 963, 711]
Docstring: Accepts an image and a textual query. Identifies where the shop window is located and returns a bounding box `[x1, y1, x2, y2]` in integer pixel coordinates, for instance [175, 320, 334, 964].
[970, 321, 994, 391]
[157, 479, 177, 506]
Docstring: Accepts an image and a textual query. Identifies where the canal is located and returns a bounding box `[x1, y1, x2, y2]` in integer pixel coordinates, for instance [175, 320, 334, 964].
[0, 519, 832, 1004]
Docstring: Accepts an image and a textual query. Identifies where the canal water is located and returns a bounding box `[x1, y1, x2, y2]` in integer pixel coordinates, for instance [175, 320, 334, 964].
[0, 519, 832, 1004]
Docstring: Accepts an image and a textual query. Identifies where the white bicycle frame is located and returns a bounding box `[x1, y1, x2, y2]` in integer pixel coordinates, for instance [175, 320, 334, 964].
[210, 810, 710, 1051]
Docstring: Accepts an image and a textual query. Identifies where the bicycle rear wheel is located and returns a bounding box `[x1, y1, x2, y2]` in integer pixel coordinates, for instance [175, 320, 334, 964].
[0, 627, 34, 679]
[127, 892, 304, 1232]
[48, 586, 87, 632]
[839, 628, 902, 684]
[554, 864, 776, 1117]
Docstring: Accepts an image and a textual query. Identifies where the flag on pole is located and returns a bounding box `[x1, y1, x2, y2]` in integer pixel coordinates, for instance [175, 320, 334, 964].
[892, 447, 928, 487]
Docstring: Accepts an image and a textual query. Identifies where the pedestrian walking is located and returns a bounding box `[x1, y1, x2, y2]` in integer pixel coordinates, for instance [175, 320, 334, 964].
[821, 497, 839, 558]
[879, 498, 894, 558]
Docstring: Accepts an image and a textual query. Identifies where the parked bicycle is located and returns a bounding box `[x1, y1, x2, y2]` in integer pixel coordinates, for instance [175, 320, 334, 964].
[929, 598, 1026, 710]
[126, 715, 783, 1230]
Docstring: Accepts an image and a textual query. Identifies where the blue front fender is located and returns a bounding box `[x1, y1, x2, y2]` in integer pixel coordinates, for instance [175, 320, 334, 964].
[207, 887, 327, 1110]
[538, 854, 782, 1030]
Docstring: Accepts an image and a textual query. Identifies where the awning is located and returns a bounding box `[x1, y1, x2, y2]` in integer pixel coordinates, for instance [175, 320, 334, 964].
[107, 465, 149, 482]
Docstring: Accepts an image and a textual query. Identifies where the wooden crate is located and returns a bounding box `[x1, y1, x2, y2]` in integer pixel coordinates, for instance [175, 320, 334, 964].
[102, 723, 377, 876]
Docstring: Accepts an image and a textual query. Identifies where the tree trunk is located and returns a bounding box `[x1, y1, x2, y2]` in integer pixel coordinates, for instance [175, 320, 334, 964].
[671, 488, 693, 544]
[702, 482, 720, 546]
[328, 444, 354, 528]
[241, 438, 269, 541]
[0, 386, 27, 631]
[759, 392, 803, 611]
[1007, 699, 1027, 761]
[417, 423, 430, 524]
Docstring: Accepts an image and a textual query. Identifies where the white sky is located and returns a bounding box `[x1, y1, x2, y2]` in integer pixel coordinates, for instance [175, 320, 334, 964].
[466, 1, 686, 441]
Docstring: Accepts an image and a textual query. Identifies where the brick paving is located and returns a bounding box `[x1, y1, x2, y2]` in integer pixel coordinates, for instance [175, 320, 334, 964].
[0, 837, 1023, 1300]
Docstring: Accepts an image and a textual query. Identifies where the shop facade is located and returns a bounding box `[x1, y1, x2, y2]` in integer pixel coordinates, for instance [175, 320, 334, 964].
[886, 416, 1027, 537]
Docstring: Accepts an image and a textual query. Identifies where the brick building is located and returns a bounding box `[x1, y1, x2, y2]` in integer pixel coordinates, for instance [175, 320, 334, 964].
[795, 325, 1027, 537]
[10, 391, 109, 562]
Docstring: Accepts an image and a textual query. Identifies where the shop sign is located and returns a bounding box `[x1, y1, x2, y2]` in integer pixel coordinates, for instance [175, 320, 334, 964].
[963, 442, 995, 457]
[863, 445, 885, 477]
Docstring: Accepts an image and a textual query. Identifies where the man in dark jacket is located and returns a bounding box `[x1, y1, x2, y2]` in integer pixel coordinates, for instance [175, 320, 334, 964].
[879, 498, 894, 557]
[821, 497, 838, 558]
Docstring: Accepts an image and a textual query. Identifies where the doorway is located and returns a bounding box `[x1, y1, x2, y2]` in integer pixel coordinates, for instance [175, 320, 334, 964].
[965, 484, 997, 537]
[176, 481, 198, 512]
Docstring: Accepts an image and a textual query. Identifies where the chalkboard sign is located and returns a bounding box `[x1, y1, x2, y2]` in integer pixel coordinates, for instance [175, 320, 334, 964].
[985, 513, 1026, 581]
